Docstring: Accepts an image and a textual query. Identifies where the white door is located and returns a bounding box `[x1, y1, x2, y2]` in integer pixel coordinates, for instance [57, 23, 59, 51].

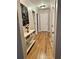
[39, 12, 49, 31]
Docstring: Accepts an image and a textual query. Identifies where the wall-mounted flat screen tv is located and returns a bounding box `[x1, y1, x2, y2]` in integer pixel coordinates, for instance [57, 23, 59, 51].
[20, 3, 29, 26]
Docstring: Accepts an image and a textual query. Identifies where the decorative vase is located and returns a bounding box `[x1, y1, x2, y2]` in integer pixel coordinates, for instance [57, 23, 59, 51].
[27, 27, 29, 33]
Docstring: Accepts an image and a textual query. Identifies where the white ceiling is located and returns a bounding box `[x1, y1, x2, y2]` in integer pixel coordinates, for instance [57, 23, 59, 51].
[26, 0, 50, 8]
[29, 0, 50, 5]
[20, 0, 55, 9]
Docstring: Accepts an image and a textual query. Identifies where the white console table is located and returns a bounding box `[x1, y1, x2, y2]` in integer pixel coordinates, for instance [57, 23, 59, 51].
[24, 30, 35, 38]
[23, 29, 36, 53]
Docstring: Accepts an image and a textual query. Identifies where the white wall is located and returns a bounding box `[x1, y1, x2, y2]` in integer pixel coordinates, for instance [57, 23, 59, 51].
[51, 7, 55, 32]
[50, 9, 55, 33]
[20, 0, 55, 33]
[28, 8, 38, 34]
[49, 0, 55, 33]
[20, 0, 27, 7]
[28, 8, 34, 30]
[20, 0, 38, 33]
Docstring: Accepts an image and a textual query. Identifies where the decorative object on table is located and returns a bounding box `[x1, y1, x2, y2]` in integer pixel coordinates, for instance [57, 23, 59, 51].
[26, 24, 29, 33]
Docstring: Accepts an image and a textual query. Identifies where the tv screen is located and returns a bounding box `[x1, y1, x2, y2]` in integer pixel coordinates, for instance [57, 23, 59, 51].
[20, 3, 29, 26]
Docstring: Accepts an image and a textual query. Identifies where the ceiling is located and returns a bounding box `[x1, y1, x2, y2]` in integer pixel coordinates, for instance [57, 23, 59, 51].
[29, 0, 50, 5]
[20, 0, 55, 9]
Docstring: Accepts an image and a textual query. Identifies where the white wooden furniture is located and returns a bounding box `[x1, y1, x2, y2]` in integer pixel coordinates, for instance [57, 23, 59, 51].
[23, 27, 36, 53]
[24, 30, 35, 38]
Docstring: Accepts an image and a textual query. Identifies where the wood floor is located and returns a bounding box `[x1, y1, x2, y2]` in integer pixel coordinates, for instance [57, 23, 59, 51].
[27, 32, 54, 59]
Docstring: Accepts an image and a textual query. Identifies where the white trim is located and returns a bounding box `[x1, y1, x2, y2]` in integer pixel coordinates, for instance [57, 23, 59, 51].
[54, 0, 58, 58]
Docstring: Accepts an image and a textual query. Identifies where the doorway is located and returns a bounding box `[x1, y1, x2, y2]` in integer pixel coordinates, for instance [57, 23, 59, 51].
[38, 9, 50, 32]
[18, 0, 59, 59]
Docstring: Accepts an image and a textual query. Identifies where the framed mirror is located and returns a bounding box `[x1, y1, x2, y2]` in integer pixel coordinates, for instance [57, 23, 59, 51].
[20, 3, 29, 26]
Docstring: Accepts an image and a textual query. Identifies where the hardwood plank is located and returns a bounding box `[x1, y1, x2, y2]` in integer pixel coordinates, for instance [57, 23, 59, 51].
[27, 32, 54, 59]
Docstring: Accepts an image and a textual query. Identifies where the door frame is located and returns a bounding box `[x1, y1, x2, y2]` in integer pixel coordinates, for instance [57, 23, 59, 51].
[55, 0, 61, 59]
[17, 0, 61, 59]
[17, 0, 26, 59]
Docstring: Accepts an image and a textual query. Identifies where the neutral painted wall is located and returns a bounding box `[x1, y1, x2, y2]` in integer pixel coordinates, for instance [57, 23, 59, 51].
[28, 8, 38, 34]
[20, 1, 34, 30]
[28, 8, 34, 30]
[49, 1, 55, 33]
[34, 12, 38, 34]
[51, 8, 55, 32]
[20, 0, 26, 6]
[20, 0, 38, 33]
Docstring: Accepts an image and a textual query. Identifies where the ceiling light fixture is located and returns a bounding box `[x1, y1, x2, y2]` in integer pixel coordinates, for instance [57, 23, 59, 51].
[39, 3, 46, 8]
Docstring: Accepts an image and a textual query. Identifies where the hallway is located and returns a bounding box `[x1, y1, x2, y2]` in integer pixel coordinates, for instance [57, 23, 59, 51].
[27, 32, 54, 59]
